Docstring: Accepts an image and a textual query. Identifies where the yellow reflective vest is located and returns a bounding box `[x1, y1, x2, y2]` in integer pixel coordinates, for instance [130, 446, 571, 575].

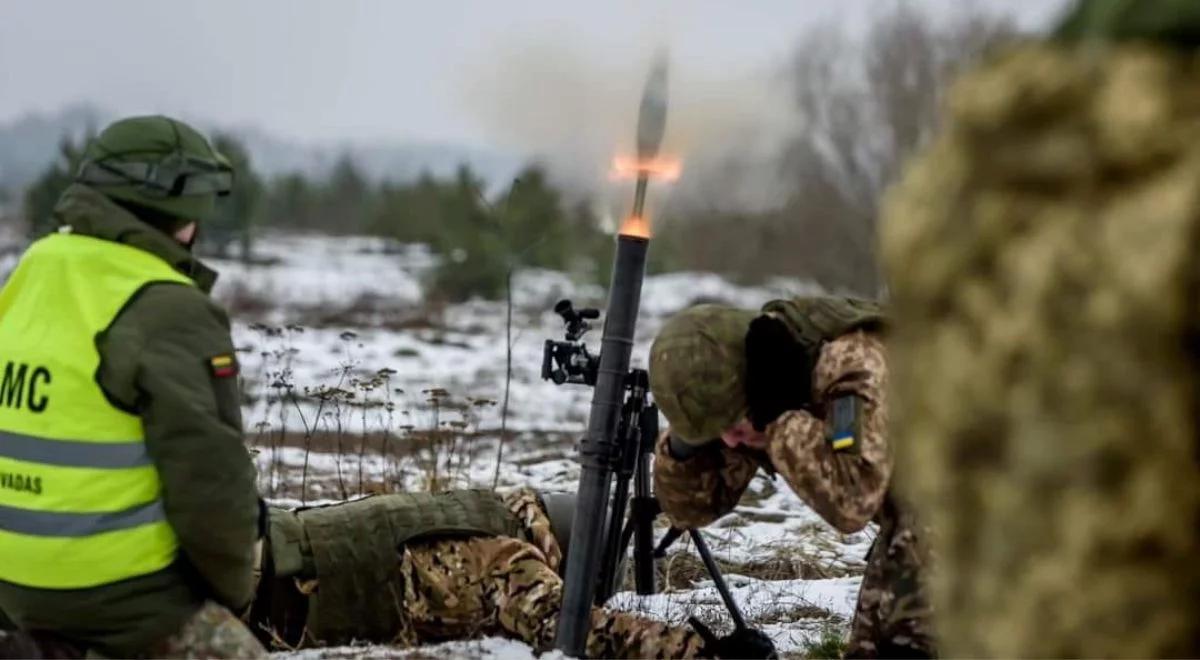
[0, 232, 191, 588]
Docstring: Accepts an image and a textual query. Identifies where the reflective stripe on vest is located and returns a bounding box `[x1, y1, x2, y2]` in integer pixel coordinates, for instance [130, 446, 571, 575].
[0, 233, 192, 588]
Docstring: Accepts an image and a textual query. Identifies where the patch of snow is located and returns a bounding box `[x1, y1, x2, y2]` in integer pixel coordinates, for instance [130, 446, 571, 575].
[276, 636, 536, 659]
[228, 235, 862, 656]
[608, 576, 861, 654]
[210, 235, 432, 312]
[4, 231, 862, 656]
[0, 229, 23, 284]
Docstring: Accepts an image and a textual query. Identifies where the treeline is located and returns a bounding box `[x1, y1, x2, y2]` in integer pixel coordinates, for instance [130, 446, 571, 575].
[649, 6, 1018, 295]
[262, 158, 619, 300]
[19, 134, 615, 301]
[17, 5, 1019, 300]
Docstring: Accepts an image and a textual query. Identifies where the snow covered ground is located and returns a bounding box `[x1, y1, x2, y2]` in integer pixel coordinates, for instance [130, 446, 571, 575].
[1, 232, 868, 657]
[208, 235, 867, 657]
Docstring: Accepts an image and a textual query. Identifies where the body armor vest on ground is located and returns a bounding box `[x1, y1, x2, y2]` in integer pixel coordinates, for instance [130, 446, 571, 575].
[268, 490, 524, 644]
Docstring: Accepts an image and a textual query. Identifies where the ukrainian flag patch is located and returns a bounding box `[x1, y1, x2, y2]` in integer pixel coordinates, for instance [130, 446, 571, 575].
[831, 434, 856, 451]
[828, 394, 864, 453]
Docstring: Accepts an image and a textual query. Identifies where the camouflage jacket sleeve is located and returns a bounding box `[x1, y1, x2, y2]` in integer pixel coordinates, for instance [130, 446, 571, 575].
[765, 329, 891, 533]
[98, 284, 261, 610]
[653, 432, 763, 529]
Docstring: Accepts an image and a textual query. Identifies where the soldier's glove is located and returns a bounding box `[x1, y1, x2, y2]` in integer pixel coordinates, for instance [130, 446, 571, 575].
[690, 617, 778, 659]
[745, 315, 811, 432]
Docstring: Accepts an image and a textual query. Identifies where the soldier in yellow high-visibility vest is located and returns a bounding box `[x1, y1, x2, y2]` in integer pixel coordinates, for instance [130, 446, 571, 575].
[0, 116, 265, 658]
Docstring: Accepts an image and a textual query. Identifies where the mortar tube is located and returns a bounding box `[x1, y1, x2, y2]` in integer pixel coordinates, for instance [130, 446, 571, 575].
[555, 233, 649, 656]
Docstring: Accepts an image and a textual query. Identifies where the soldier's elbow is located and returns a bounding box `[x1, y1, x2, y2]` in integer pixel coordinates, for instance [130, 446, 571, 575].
[824, 489, 886, 533]
[663, 507, 721, 530]
[829, 513, 871, 534]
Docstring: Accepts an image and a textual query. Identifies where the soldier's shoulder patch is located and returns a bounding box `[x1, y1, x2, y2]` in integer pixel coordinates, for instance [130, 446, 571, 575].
[208, 354, 238, 378]
[831, 433, 856, 451]
[827, 394, 863, 453]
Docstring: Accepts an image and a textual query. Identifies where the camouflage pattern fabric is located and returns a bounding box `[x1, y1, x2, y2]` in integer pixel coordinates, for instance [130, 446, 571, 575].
[250, 488, 705, 658]
[396, 488, 706, 658]
[845, 500, 932, 659]
[144, 601, 266, 659]
[650, 305, 759, 443]
[504, 488, 563, 569]
[881, 41, 1200, 657]
[299, 488, 522, 644]
[655, 330, 934, 657]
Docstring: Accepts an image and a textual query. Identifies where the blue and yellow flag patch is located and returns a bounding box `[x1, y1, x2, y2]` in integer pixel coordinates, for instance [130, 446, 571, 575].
[827, 395, 864, 454]
[831, 434, 856, 451]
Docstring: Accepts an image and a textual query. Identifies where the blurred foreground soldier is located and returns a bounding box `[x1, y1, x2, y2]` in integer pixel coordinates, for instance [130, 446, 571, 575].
[0, 116, 264, 658]
[649, 298, 933, 658]
[881, 0, 1200, 656]
[248, 488, 755, 658]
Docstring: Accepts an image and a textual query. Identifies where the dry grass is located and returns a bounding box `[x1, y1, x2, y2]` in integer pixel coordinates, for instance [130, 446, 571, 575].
[655, 543, 855, 592]
[244, 323, 501, 501]
[221, 279, 276, 316]
[799, 624, 848, 659]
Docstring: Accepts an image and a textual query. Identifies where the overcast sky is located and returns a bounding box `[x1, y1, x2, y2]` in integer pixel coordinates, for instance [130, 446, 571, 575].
[1, 0, 1070, 147]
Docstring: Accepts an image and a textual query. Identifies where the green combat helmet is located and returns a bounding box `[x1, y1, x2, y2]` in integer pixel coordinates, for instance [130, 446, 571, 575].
[649, 304, 758, 444]
[74, 115, 233, 225]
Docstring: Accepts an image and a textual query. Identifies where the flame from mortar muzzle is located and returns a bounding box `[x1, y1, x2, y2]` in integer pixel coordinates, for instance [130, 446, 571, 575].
[636, 53, 669, 161]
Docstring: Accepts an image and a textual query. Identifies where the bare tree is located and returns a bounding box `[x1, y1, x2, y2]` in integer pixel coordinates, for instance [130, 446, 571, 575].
[777, 6, 1019, 294]
[653, 7, 1017, 295]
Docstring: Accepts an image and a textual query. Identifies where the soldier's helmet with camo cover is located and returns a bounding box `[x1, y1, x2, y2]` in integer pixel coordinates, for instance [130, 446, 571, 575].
[74, 115, 233, 225]
[649, 304, 758, 443]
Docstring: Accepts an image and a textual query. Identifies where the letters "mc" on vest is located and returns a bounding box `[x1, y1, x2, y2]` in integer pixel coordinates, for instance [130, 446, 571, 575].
[0, 362, 51, 413]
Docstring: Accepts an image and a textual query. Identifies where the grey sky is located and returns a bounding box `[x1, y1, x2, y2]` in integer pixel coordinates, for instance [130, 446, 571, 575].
[1, 0, 1069, 147]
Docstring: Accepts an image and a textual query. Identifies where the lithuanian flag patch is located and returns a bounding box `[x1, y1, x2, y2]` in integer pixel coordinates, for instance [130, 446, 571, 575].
[208, 354, 239, 378]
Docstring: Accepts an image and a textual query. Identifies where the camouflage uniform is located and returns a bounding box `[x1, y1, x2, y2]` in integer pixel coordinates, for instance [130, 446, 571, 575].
[398, 490, 705, 658]
[880, 1, 1200, 655]
[252, 489, 706, 658]
[655, 330, 934, 657]
[146, 602, 266, 659]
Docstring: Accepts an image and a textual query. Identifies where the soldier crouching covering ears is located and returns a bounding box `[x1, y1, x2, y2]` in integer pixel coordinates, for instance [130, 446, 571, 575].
[649, 297, 935, 658]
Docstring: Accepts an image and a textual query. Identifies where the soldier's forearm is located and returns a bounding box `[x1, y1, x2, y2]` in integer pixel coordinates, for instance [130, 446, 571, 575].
[766, 409, 889, 534]
[653, 433, 757, 528]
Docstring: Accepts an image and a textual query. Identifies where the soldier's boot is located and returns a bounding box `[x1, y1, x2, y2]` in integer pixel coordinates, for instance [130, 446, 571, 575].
[143, 601, 267, 659]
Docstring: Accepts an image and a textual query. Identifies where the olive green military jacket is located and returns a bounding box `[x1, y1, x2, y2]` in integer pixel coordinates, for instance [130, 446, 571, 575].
[0, 185, 260, 656]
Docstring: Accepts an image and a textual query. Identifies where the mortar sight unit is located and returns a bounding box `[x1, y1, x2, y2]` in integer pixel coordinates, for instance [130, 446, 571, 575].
[541, 300, 601, 386]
